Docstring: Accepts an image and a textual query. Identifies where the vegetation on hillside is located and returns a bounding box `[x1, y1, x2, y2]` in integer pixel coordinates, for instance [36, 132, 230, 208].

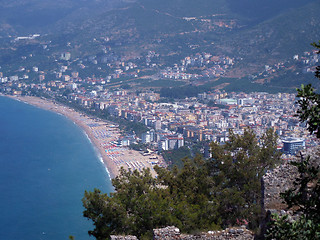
[162, 141, 210, 169]
[162, 146, 192, 169]
[1, 0, 319, 93]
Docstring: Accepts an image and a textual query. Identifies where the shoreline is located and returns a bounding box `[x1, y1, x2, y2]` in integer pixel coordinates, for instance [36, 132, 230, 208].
[5, 95, 118, 179]
[3, 94, 163, 179]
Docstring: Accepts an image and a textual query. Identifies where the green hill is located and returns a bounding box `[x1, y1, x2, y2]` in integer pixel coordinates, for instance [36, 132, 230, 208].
[1, 0, 319, 93]
[223, 1, 320, 60]
[0, 0, 123, 35]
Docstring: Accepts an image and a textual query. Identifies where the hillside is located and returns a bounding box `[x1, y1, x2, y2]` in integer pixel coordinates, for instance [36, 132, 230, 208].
[82, 0, 320, 91]
[226, 0, 315, 24]
[224, 1, 320, 60]
[0, 0, 124, 35]
[0, 0, 319, 93]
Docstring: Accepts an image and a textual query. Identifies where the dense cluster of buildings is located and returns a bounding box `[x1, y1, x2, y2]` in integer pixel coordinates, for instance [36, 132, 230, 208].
[160, 53, 235, 80]
[0, 36, 318, 156]
[0, 33, 238, 88]
[1, 62, 317, 155]
[250, 50, 320, 81]
[55, 89, 318, 154]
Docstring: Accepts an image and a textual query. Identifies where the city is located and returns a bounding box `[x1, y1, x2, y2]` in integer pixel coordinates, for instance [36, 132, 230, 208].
[1, 68, 317, 162]
[0, 35, 319, 167]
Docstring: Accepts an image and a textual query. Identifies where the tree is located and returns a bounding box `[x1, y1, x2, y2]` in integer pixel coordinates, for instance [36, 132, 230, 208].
[155, 156, 221, 232]
[82, 168, 172, 239]
[208, 128, 281, 229]
[296, 41, 320, 138]
[83, 159, 221, 239]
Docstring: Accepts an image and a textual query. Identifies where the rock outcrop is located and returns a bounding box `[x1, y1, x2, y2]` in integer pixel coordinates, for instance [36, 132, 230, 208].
[263, 160, 298, 209]
[263, 146, 320, 210]
[111, 226, 254, 240]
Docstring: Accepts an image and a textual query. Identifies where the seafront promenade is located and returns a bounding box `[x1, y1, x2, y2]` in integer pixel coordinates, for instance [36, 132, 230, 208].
[6, 95, 163, 179]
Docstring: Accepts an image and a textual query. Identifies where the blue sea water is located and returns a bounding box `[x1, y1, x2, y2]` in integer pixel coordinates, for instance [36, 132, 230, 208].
[0, 96, 113, 240]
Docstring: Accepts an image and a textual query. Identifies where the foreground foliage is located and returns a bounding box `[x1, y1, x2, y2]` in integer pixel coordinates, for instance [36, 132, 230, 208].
[82, 129, 280, 239]
[265, 157, 320, 240]
[209, 129, 281, 229]
[296, 41, 320, 138]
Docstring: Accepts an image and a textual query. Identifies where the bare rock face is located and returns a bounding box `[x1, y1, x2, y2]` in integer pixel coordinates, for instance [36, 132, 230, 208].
[153, 226, 254, 240]
[110, 235, 139, 240]
[263, 160, 298, 210]
[263, 146, 320, 210]
[153, 226, 181, 239]
[111, 226, 255, 240]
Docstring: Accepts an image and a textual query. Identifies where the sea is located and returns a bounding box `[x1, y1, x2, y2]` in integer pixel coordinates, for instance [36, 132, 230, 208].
[0, 96, 113, 240]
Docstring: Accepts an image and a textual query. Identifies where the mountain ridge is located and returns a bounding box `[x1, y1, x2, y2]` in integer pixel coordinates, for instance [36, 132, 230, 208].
[0, 0, 319, 92]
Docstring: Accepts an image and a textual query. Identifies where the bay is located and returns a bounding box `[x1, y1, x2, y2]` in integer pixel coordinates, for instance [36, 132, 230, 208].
[0, 96, 113, 240]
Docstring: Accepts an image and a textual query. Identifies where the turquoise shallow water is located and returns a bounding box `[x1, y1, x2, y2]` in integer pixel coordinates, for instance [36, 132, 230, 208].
[0, 96, 113, 240]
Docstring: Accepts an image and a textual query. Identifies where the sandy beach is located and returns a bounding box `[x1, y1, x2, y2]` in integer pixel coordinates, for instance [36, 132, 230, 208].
[5, 95, 164, 179]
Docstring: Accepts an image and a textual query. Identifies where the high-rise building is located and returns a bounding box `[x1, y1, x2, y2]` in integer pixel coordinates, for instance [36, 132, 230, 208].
[142, 131, 151, 144]
[61, 52, 71, 61]
[282, 137, 305, 155]
[39, 75, 45, 82]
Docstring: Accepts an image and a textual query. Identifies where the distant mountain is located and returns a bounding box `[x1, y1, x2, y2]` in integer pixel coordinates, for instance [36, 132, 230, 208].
[226, 0, 316, 24]
[0, 0, 124, 35]
[1, 0, 319, 92]
[219, 1, 320, 69]
[3, 0, 318, 51]
[71, 0, 320, 60]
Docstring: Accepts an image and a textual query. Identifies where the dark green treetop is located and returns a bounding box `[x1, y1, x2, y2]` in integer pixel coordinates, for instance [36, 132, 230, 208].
[209, 128, 280, 229]
[296, 41, 320, 138]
